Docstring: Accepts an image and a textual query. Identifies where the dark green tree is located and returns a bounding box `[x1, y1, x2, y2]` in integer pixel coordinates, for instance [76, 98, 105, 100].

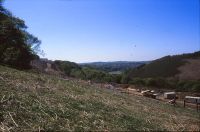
[0, 0, 41, 69]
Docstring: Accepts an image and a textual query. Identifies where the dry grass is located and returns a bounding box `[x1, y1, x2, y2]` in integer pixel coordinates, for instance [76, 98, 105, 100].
[0, 65, 200, 131]
[177, 58, 200, 80]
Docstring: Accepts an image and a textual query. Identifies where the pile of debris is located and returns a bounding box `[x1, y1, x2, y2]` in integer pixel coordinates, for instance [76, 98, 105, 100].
[141, 90, 160, 99]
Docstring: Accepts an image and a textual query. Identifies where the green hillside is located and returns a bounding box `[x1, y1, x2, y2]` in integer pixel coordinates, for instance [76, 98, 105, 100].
[0, 66, 199, 131]
[80, 61, 149, 72]
[124, 51, 200, 78]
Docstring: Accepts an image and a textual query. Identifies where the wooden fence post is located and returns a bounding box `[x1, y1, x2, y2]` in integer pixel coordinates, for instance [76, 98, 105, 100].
[184, 100, 186, 108]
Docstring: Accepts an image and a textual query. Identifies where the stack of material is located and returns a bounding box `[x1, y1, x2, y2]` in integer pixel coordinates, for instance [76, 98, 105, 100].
[164, 92, 176, 99]
[104, 84, 114, 90]
[141, 90, 151, 95]
[141, 90, 157, 99]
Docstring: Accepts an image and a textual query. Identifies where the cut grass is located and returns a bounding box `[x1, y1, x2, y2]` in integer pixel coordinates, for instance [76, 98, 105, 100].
[0, 65, 200, 131]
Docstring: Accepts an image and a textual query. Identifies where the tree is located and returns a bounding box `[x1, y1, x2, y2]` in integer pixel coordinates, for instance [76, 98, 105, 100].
[0, 0, 41, 69]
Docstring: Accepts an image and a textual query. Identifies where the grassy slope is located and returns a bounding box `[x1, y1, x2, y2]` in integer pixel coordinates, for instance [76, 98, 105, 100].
[0, 66, 199, 131]
[177, 59, 200, 80]
[127, 51, 200, 78]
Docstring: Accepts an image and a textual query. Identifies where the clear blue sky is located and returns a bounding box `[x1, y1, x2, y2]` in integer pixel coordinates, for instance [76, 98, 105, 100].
[4, 0, 200, 63]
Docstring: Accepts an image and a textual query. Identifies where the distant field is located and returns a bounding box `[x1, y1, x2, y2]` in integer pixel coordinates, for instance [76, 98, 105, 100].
[0, 66, 199, 131]
[109, 71, 122, 75]
[80, 61, 149, 72]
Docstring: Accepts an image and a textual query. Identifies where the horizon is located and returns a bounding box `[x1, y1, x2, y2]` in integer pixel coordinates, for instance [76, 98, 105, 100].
[4, 0, 200, 63]
[41, 50, 200, 63]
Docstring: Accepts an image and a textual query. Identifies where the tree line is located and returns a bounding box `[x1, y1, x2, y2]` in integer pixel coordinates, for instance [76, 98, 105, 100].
[0, 0, 41, 69]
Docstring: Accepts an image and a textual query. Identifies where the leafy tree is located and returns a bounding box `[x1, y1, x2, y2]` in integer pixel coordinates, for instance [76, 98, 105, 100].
[70, 68, 85, 79]
[0, 0, 41, 69]
[55, 60, 81, 76]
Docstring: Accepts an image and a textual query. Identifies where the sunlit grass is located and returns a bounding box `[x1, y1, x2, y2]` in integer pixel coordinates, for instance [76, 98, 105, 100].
[0, 66, 199, 131]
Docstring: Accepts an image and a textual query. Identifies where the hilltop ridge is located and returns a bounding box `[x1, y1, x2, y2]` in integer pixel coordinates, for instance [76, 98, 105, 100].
[124, 51, 200, 80]
[80, 61, 149, 72]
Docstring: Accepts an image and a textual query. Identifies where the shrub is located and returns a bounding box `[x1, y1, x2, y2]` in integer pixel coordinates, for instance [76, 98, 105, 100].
[55, 61, 81, 76]
[192, 83, 200, 92]
[70, 69, 85, 79]
[130, 78, 145, 86]
[111, 75, 122, 84]
[176, 80, 200, 92]
[145, 78, 157, 87]
[121, 75, 130, 84]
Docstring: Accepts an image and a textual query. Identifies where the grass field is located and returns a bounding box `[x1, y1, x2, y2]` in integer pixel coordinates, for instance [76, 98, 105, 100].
[0, 65, 199, 131]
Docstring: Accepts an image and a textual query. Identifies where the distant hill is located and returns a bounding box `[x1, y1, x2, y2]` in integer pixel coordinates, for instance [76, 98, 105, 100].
[80, 61, 150, 72]
[124, 51, 200, 80]
[30, 59, 121, 83]
[31, 59, 83, 76]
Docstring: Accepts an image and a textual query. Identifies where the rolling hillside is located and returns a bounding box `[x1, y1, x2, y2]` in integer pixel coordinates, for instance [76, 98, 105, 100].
[176, 58, 200, 80]
[124, 51, 200, 80]
[80, 61, 149, 72]
[31, 59, 121, 83]
[0, 65, 199, 131]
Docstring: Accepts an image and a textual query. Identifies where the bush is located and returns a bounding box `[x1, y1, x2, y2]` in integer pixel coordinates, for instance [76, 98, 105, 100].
[55, 60, 81, 76]
[145, 78, 157, 87]
[165, 79, 178, 89]
[129, 78, 145, 86]
[192, 83, 200, 92]
[176, 81, 200, 92]
[111, 75, 122, 84]
[70, 69, 85, 79]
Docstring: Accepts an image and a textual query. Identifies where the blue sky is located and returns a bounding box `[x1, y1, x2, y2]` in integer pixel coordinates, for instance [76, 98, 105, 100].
[4, 0, 200, 63]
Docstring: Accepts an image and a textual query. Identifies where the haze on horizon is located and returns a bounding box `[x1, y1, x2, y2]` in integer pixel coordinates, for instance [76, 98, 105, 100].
[4, 0, 200, 63]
